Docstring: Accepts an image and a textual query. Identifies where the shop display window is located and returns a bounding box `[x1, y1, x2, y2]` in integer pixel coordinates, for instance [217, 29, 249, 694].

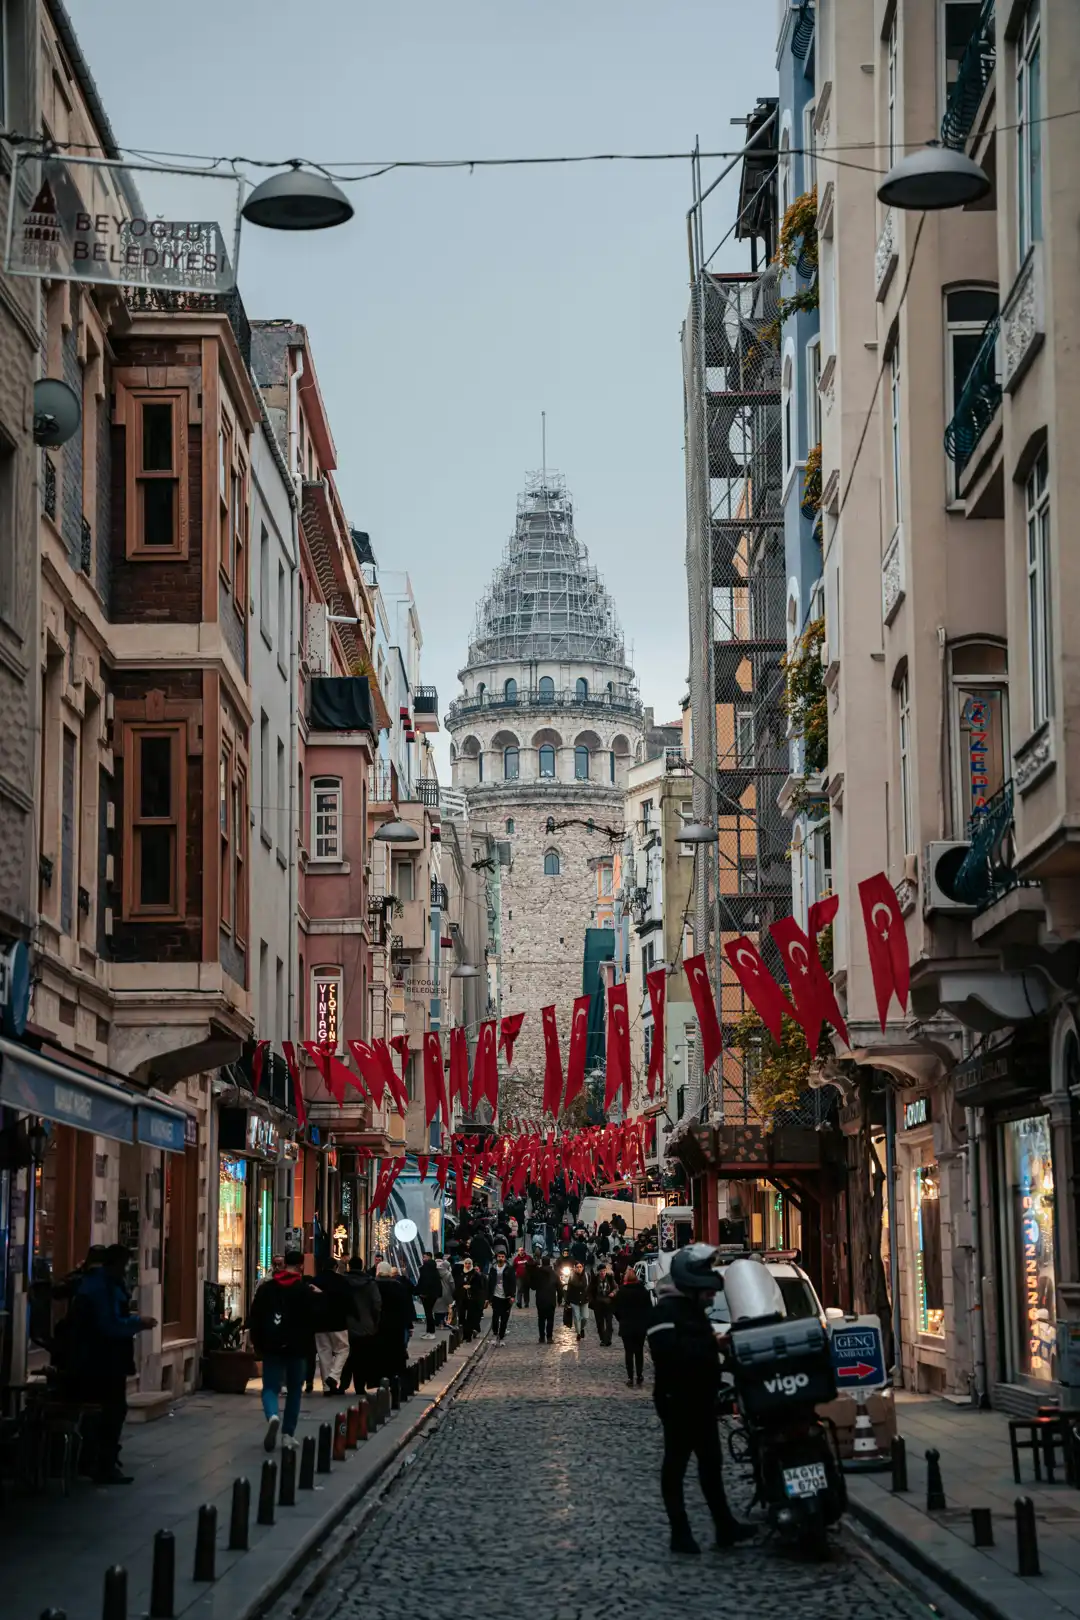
[1004, 1116, 1057, 1382]
[218, 1156, 247, 1320]
[914, 1160, 945, 1338]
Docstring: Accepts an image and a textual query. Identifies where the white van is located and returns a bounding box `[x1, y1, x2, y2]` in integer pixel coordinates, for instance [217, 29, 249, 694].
[576, 1196, 658, 1237]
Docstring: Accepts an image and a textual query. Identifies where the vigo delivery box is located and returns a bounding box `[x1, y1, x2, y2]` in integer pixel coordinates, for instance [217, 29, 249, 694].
[729, 1317, 838, 1417]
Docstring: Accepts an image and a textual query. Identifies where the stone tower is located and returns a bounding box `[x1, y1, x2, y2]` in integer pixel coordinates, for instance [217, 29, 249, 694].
[446, 472, 643, 1113]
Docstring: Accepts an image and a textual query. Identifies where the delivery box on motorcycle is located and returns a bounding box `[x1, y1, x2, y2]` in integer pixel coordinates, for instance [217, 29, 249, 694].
[728, 1317, 838, 1418]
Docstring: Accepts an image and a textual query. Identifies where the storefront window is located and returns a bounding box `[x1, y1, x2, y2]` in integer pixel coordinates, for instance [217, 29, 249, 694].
[914, 1160, 945, 1337]
[218, 1156, 247, 1320]
[1004, 1116, 1057, 1382]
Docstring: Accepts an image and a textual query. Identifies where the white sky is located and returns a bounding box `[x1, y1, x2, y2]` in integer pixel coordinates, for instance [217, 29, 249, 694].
[66, 0, 775, 767]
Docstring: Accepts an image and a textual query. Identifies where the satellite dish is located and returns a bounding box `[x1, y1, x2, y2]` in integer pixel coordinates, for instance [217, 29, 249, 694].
[393, 1217, 419, 1245]
[33, 378, 82, 448]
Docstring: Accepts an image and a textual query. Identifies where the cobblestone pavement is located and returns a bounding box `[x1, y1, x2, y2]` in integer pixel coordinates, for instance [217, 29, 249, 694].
[302, 1309, 935, 1620]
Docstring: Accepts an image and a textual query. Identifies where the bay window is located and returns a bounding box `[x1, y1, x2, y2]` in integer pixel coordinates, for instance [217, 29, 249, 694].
[127, 391, 187, 557]
[124, 725, 184, 918]
[311, 776, 343, 861]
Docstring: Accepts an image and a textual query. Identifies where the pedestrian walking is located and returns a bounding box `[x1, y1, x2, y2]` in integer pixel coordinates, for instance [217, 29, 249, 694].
[532, 1255, 557, 1343]
[469, 1228, 494, 1270]
[647, 1245, 753, 1556]
[248, 1248, 319, 1452]
[415, 1251, 442, 1338]
[487, 1253, 516, 1343]
[513, 1247, 531, 1307]
[613, 1266, 650, 1387]
[312, 1257, 353, 1394]
[457, 1257, 486, 1341]
[591, 1262, 618, 1346]
[68, 1244, 157, 1483]
[338, 1254, 382, 1391]
[435, 1253, 454, 1327]
[565, 1261, 590, 1340]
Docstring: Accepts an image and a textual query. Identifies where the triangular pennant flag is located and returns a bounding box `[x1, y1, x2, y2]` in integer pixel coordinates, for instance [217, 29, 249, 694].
[373, 1038, 409, 1114]
[473, 1019, 499, 1113]
[858, 871, 911, 1031]
[303, 1041, 346, 1106]
[251, 1039, 270, 1095]
[348, 1040, 385, 1108]
[390, 1034, 411, 1078]
[724, 936, 795, 1044]
[281, 1041, 307, 1129]
[645, 969, 666, 1099]
[683, 954, 723, 1074]
[449, 1026, 471, 1109]
[541, 1005, 564, 1117]
[604, 982, 632, 1113]
[563, 994, 592, 1111]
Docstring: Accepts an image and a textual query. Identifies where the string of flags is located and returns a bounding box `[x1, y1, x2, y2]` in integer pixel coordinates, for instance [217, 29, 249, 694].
[249, 869, 910, 1136]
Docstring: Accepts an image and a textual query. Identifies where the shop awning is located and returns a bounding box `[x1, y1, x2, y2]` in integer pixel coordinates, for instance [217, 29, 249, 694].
[0, 1036, 187, 1148]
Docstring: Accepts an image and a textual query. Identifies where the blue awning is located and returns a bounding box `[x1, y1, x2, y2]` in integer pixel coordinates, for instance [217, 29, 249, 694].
[0, 1037, 187, 1149]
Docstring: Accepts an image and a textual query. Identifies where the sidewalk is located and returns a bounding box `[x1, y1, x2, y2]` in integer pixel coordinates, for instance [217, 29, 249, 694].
[2, 1329, 487, 1620]
[847, 1391, 1080, 1620]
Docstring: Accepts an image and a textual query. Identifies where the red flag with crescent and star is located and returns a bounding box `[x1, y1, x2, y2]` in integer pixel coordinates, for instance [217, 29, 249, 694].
[858, 871, 911, 1030]
[472, 1019, 499, 1113]
[604, 981, 632, 1113]
[302, 1041, 348, 1106]
[449, 1026, 471, 1109]
[251, 1040, 270, 1095]
[770, 901, 850, 1052]
[390, 1035, 411, 1079]
[281, 1041, 307, 1129]
[541, 1005, 564, 1118]
[683, 954, 723, 1073]
[423, 1030, 449, 1127]
[348, 1040, 384, 1107]
[724, 936, 795, 1044]
[645, 968, 666, 1098]
[372, 1038, 409, 1114]
[563, 994, 593, 1111]
[499, 1012, 525, 1065]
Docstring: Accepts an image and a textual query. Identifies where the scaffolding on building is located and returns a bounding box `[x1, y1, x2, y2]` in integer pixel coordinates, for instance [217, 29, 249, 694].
[466, 472, 631, 672]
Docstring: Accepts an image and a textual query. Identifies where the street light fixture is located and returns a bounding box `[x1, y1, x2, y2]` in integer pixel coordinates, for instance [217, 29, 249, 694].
[877, 141, 991, 212]
[451, 963, 480, 980]
[241, 162, 354, 231]
[374, 819, 420, 845]
[675, 821, 719, 846]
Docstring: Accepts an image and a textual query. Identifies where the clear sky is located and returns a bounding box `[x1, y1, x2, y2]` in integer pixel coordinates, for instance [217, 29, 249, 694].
[66, 0, 775, 766]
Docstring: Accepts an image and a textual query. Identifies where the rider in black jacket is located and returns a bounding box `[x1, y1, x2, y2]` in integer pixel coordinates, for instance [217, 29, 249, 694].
[647, 1245, 754, 1557]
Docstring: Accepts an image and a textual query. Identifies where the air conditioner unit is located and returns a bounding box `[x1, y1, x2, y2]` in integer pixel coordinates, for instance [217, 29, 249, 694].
[923, 841, 974, 915]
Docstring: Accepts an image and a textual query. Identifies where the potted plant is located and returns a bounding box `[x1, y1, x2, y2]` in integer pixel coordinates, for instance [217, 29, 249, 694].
[201, 1282, 259, 1393]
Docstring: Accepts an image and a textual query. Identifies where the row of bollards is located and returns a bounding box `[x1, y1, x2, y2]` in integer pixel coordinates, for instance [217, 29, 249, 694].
[43, 1334, 458, 1620]
[888, 1437, 1042, 1576]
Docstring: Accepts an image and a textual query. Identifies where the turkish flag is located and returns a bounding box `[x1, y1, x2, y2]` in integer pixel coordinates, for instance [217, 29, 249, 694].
[604, 982, 632, 1113]
[724, 936, 795, 1044]
[303, 1041, 348, 1106]
[347, 1041, 382, 1106]
[423, 1030, 449, 1127]
[541, 1005, 564, 1118]
[417, 1155, 429, 1182]
[683, 954, 723, 1073]
[858, 871, 910, 1030]
[281, 1041, 307, 1129]
[251, 1039, 270, 1095]
[449, 1026, 471, 1109]
[499, 1012, 525, 1065]
[390, 1035, 411, 1079]
[373, 1039, 409, 1115]
[645, 968, 666, 1098]
[472, 1019, 499, 1113]
[563, 994, 593, 1111]
[770, 908, 850, 1051]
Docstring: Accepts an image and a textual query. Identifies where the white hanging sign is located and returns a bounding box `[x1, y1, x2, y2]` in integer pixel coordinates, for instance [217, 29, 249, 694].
[5, 151, 242, 294]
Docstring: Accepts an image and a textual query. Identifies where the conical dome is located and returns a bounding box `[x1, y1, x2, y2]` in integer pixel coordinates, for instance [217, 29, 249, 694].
[466, 471, 627, 669]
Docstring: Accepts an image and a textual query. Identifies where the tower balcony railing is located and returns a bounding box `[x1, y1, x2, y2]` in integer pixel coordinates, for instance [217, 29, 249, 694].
[940, 0, 996, 151]
[944, 315, 1001, 472]
[446, 686, 643, 724]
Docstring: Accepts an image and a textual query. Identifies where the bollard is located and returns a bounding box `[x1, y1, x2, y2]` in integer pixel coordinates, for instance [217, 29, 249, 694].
[228, 1478, 251, 1551]
[257, 1460, 277, 1525]
[333, 1409, 348, 1461]
[356, 1397, 370, 1441]
[102, 1566, 127, 1620]
[149, 1531, 175, 1620]
[317, 1421, 332, 1473]
[1016, 1496, 1040, 1577]
[279, 1444, 297, 1507]
[971, 1507, 995, 1547]
[345, 1404, 360, 1448]
[193, 1504, 217, 1582]
[299, 1435, 316, 1489]
[390, 1376, 401, 1411]
[379, 1379, 392, 1421]
[925, 1448, 946, 1512]
[890, 1436, 908, 1494]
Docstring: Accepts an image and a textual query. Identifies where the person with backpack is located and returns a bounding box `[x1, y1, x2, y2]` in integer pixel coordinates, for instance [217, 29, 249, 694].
[247, 1248, 319, 1451]
[68, 1244, 156, 1483]
[532, 1255, 558, 1343]
[613, 1265, 651, 1387]
[591, 1261, 619, 1347]
[339, 1255, 382, 1392]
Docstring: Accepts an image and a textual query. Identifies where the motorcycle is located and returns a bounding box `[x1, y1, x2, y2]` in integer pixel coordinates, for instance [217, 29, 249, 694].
[722, 1258, 846, 1553]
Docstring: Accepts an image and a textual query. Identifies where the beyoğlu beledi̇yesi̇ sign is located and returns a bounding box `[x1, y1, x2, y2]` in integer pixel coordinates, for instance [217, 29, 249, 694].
[4, 151, 242, 294]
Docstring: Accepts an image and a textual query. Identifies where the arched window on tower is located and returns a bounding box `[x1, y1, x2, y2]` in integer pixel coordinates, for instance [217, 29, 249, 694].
[504, 677, 518, 704]
[544, 850, 561, 876]
[506, 817, 515, 834]
[575, 745, 590, 780]
[539, 744, 556, 779]
[476, 682, 486, 703]
[538, 676, 555, 701]
[546, 816, 556, 833]
[576, 677, 589, 701]
[504, 746, 519, 780]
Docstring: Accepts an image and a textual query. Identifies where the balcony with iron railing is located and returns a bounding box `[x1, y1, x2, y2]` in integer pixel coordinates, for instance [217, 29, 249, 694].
[949, 780, 1039, 912]
[430, 880, 449, 911]
[944, 316, 1001, 474]
[123, 285, 252, 368]
[446, 686, 643, 725]
[941, 0, 996, 152]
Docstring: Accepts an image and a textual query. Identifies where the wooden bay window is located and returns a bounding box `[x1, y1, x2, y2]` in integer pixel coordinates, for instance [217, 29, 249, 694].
[123, 725, 185, 918]
[125, 390, 188, 558]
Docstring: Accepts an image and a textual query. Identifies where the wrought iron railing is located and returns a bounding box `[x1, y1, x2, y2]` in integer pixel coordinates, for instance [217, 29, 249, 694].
[791, 2, 814, 61]
[413, 686, 439, 714]
[42, 452, 56, 521]
[949, 780, 1039, 908]
[944, 316, 1001, 471]
[414, 778, 439, 808]
[430, 880, 449, 910]
[446, 686, 643, 723]
[941, 0, 996, 151]
[123, 285, 252, 368]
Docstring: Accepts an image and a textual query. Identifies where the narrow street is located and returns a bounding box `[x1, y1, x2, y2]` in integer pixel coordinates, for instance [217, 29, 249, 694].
[299, 1317, 931, 1620]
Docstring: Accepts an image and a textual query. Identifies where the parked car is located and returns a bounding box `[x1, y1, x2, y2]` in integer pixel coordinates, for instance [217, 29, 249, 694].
[707, 1253, 830, 1349]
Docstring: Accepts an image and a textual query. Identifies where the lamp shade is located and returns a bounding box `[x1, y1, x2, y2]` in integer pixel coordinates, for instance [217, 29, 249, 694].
[374, 819, 420, 844]
[242, 166, 354, 231]
[451, 963, 479, 979]
[877, 143, 991, 212]
[675, 821, 719, 846]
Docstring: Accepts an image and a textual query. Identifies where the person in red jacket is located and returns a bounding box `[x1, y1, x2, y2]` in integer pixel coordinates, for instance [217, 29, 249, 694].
[248, 1249, 319, 1451]
[513, 1248, 531, 1307]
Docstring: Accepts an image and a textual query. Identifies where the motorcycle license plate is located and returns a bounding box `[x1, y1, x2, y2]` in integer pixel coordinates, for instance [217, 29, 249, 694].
[782, 1461, 828, 1499]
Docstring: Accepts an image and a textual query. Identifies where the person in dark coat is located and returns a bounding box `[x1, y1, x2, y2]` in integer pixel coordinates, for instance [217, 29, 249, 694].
[591, 1262, 618, 1347]
[613, 1267, 651, 1386]
[313, 1257, 353, 1394]
[469, 1229, 494, 1270]
[354, 1262, 412, 1388]
[68, 1244, 156, 1482]
[248, 1248, 319, 1451]
[570, 1232, 588, 1267]
[456, 1257, 486, 1341]
[532, 1255, 558, 1343]
[487, 1255, 516, 1342]
[415, 1251, 442, 1338]
[339, 1256, 382, 1392]
[565, 1262, 590, 1339]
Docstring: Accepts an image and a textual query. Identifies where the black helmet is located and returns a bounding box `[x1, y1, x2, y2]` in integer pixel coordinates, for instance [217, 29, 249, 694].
[670, 1243, 720, 1294]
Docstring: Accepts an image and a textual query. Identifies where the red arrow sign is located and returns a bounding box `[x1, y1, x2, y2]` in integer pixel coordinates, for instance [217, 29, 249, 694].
[837, 1362, 876, 1379]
